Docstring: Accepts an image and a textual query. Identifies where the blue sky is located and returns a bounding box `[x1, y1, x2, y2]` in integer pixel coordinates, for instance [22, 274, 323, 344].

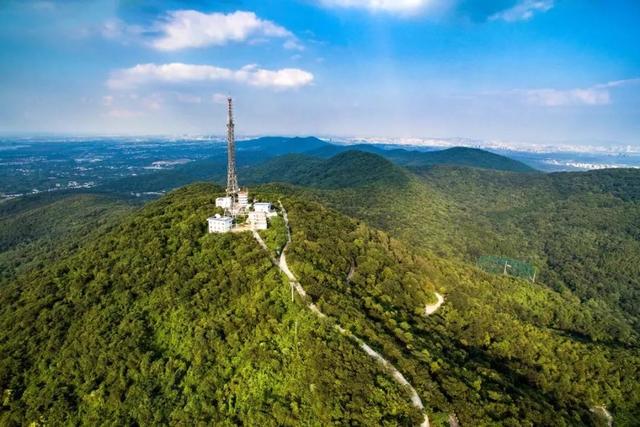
[0, 0, 638, 147]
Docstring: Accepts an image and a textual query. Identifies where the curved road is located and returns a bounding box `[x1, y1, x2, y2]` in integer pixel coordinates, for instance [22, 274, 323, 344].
[253, 201, 435, 427]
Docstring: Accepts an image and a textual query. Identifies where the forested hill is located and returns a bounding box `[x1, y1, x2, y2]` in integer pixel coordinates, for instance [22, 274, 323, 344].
[404, 146, 536, 172]
[307, 144, 536, 172]
[2, 183, 638, 425]
[246, 151, 410, 188]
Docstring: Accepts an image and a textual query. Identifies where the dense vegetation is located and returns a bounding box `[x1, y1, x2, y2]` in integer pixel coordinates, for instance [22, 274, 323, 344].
[2, 147, 639, 425]
[0, 184, 423, 426]
[416, 166, 640, 332]
[0, 192, 134, 281]
[260, 185, 639, 426]
[248, 151, 640, 335]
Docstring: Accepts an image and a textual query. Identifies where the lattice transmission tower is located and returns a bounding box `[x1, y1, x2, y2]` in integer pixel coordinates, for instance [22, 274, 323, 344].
[226, 97, 240, 197]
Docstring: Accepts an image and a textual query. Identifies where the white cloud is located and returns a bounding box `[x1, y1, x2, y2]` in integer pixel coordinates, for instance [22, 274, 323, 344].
[595, 78, 640, 89]
[316, 0, 438, 14]
[520, 78, 639, 106]
[490, 0, 554, 22]
[107, 63, 314, 90]
[524, 88, 610, 106]
[152, 10, 299, 51]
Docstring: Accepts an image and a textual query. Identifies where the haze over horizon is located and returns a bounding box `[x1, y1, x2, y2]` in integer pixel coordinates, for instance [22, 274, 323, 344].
[1, 0, 639, 148]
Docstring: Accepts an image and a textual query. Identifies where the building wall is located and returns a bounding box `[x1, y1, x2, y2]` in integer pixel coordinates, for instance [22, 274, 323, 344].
[215, 197, 233, 209]
[248, 211, 268, 230]
[254, 203, 272, 213]
[208, 218, 233, 233]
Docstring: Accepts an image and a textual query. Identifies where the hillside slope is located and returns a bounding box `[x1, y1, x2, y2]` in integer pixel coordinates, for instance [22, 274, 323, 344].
[247, 151, 410, 188]
[416, 166, 640, 330]
[0, 192, 134, 281]
[246, 151, 640, 335]
[0, 184, 426, 426]
[269, 184, 640, 425]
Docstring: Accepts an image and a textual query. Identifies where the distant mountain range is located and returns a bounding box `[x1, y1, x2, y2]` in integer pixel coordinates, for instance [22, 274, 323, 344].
[237, 136, 536, 172]
[94, 136, 536, 195]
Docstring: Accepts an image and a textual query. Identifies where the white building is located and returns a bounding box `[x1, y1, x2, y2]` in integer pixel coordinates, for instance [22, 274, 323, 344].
[248, 211, 268, 230]
[208, 215, 233, 233]
[254, 202, 272, 213]
[237, 191, 249, 209]
[215, 196, 233, 209]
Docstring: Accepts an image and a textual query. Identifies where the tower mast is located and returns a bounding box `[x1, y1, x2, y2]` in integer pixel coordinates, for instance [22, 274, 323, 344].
[226, 97, 239, 197]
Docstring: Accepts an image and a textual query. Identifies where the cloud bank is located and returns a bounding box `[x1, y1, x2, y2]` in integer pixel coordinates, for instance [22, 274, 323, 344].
[152, 10, 299, 51]
[521, 78, 639, 106]
[107, 63, 314, 90]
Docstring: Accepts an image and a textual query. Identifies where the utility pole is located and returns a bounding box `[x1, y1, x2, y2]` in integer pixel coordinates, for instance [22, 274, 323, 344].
[226, 97, 239, 198]
[503, 260, 511, 275]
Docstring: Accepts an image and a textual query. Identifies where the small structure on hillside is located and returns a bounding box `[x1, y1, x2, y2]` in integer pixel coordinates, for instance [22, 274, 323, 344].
[237, 191, 249, 209]
[208, 214, 233, 233]
[215, 196, 233, 209]
[254, 202, 277, 217]
[254, 202, 271, 213]
[248, 211, 268, 230]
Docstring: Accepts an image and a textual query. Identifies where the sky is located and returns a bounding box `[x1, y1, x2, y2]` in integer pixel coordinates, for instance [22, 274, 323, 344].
[0, 0, 639, 147]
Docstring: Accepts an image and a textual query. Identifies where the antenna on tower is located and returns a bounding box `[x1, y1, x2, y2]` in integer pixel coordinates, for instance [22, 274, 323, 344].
[226, 96, 239, 198]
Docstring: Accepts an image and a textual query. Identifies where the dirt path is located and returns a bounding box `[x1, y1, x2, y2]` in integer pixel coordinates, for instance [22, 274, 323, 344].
[425, 292, 445, 316]
[590, 406, 613, 427]
[252, 202, 430, 427]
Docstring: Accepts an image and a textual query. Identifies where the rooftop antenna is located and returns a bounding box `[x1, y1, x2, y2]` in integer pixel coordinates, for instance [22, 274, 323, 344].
[226, 96, 239, 197]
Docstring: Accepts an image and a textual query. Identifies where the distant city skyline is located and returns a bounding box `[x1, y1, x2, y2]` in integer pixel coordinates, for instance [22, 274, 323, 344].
[0, 0, 639, 147]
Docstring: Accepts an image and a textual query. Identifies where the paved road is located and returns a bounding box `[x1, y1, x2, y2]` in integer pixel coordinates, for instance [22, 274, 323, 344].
[252, 202, 430, 427]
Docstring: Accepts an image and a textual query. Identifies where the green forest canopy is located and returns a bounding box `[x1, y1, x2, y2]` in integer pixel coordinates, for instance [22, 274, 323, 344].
[1, 154, 639, 425]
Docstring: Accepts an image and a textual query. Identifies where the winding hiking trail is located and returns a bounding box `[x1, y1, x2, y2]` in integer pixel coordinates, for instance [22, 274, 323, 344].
[252, 201, 439, 427]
